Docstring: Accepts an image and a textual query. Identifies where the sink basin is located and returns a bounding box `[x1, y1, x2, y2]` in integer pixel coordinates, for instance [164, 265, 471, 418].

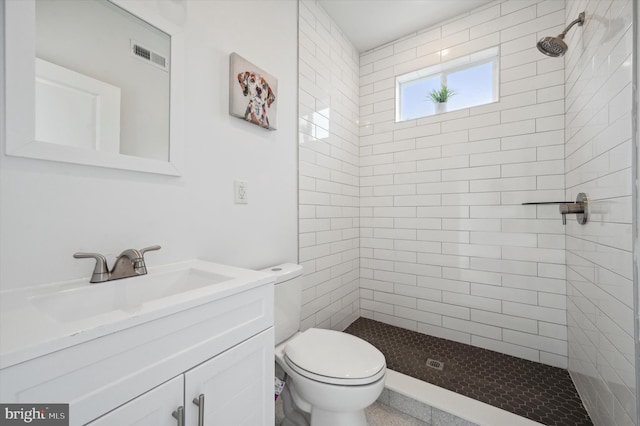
[30, 266, 232, 323]
[0, 259, 275, 369]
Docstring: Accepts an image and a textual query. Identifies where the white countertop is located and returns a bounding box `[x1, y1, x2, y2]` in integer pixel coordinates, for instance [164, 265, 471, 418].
[0, 260, 275, 369]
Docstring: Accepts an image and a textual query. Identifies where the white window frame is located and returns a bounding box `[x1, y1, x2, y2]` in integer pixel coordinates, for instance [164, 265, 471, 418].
[395, 47, 500, 122]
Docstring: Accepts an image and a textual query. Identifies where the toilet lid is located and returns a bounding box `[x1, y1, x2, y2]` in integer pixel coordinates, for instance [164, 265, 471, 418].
[284, 328, 386, 385]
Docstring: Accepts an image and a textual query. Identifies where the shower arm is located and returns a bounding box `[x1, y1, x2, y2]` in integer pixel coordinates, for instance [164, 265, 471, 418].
[559, 12, 585, 39]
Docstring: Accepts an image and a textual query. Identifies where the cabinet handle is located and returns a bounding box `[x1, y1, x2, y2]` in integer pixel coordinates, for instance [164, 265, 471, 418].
[171, 406, 184, 426]
[192, 394, 205, 426]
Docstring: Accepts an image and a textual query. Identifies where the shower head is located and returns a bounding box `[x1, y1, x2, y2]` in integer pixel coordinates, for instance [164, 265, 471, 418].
[537, 12, 585, 57]
[537, 35, 569, 57]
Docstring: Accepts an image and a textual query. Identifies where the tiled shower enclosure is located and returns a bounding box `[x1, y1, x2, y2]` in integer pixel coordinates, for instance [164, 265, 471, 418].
[297, 0, 638, 424]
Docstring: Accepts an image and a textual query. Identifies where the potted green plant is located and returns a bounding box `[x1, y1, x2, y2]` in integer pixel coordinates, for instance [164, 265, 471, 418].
[428, 85, 456, 113]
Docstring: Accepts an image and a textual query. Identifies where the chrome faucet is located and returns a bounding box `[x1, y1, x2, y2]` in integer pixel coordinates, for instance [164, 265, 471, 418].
[74, 245, 161, 283]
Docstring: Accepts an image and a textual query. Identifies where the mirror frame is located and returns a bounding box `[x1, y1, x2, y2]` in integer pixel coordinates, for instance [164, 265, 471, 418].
[4, 0, 184, 176]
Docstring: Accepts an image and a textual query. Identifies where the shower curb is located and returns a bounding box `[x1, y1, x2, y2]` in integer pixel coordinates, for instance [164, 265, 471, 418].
[382, 369, 543, 426]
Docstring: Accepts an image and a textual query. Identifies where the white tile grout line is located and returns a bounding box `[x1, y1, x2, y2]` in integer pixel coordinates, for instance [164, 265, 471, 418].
[385, 369, 544, 426]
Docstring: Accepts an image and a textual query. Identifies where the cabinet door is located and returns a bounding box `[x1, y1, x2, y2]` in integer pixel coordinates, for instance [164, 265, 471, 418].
[184, 328, 274, 426]
[87, 375, 183, 426]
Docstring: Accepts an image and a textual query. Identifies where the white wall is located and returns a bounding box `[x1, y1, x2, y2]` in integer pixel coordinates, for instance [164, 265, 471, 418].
[564, 0, 636, 424]
[358, 0, 569, 368]
[0, 0, 299, 291]
[298, 0, 361, 331]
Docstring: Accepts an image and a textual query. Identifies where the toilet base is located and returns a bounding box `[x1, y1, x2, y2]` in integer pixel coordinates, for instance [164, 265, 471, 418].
[280, 383, 310, 426]
[277, 371, 382, 426]
[279, 380, 369, 426]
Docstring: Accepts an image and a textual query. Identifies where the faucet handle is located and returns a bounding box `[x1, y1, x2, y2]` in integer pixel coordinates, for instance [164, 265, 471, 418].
[74, 252, 110, 283]
[140, 245, 161, 256]
[133, 245, 161, 275]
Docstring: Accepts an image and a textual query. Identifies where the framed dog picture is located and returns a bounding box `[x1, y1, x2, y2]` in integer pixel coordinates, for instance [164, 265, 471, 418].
[229, 52, 278, 130]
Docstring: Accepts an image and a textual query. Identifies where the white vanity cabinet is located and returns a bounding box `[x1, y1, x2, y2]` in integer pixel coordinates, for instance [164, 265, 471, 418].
[88, 329, 274, 426]
[183, 329, 273, 426]
[87, 376, 184, 426]
[0, 277, 275, 426]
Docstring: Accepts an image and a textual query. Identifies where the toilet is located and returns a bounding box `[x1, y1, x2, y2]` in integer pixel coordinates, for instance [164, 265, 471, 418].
[265, 264, 386, 426]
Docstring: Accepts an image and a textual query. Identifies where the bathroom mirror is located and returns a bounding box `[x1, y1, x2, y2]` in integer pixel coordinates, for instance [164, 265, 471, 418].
[4, 0, 184, 175]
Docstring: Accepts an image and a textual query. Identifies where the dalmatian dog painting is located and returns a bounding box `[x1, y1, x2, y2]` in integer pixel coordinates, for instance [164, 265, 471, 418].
[237, 71, 275, 128]
[229, 53, 278, 130]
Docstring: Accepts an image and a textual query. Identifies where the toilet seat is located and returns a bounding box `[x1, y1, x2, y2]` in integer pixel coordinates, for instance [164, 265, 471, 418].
[283, 328, 386, 386]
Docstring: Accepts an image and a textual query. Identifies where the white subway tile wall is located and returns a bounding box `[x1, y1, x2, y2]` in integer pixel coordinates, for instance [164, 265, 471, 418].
[298, 0, 361, 331]
[359, 0, 569, 369]
[564, 0, 636, 425]
[298, 2, 636, 424]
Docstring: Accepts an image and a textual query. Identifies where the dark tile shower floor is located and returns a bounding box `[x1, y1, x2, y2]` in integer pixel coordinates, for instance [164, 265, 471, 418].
[344, 318, 592, 426]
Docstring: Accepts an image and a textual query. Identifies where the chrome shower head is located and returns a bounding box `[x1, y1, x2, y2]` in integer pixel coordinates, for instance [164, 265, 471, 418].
[537, 12, 585, 57]
[537, 35, 569, 57]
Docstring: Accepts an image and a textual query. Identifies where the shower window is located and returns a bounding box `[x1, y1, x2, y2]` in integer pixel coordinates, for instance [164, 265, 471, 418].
[396, 47, 499, 122]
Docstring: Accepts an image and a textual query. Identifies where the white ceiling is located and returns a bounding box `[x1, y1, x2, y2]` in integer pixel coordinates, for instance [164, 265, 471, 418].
[317, 0, 495, 53]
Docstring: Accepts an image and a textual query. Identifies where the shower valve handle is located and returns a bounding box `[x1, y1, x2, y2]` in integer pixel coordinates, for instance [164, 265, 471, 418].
[522, 193, 588, 226]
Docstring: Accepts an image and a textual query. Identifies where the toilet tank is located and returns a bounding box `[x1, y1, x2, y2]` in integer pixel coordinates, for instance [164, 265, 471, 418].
[262, 264, 303, 345]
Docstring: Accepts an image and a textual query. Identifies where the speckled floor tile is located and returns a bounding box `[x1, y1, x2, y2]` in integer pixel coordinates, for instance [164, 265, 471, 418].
[365, 401, 430, 426]
[344, 317, 593, 426]
[275, 397, 429, 426]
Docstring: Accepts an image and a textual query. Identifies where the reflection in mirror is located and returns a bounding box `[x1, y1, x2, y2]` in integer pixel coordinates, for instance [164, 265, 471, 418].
[35, 0, 170, 161]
